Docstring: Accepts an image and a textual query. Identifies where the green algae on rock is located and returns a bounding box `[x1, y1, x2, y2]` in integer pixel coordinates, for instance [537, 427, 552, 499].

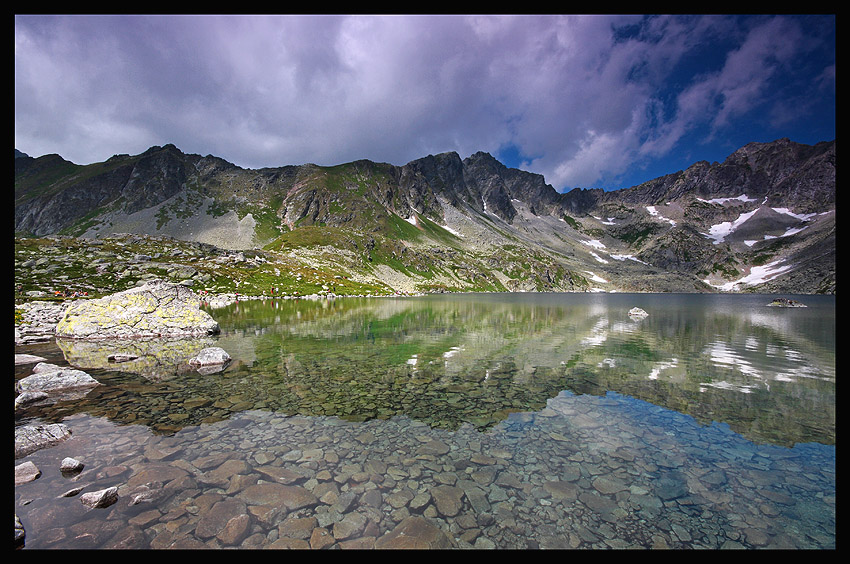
[55, 279, 220, 339]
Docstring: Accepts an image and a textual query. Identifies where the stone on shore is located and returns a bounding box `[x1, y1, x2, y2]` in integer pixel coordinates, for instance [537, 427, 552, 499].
[55, 279, 220, 340]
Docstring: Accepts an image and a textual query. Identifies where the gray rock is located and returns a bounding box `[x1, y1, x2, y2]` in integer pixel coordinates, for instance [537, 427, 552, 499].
[15, 354, 47, 365]
[14, 391, 49, 409]
[60, 457, 85, 473]
[80, 486, 119, 508]
[16, 365, 100, 394]
[15, 423, 72, 458]
[628, 307, 649, 317]
[59, 486, 85, 498]
[188, 347, 231, 366]
[15, 461, 41, 485]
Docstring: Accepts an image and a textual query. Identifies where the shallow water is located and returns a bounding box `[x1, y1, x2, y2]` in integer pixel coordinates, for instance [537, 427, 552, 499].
[14, 293, 835, 549]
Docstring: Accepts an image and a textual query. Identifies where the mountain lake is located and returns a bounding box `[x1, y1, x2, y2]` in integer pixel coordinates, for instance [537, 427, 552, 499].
[14, 292, 835, 549]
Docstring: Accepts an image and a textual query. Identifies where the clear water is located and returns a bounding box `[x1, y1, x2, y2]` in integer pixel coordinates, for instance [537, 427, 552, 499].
[14, 293, 835, 549]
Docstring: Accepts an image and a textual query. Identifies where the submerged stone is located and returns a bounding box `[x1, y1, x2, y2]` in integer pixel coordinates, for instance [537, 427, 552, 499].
[15, 423, 72, 458]
[80, 486, 119, 508]
[375, 516, 455, 549]
[15, 461, 42, 485]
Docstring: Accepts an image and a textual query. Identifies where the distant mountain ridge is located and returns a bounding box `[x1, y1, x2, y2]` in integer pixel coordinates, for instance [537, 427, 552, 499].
[14, 138, 835, 294]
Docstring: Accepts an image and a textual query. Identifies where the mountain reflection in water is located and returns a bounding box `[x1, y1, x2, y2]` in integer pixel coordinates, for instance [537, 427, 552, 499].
[19, 293, 834, 448]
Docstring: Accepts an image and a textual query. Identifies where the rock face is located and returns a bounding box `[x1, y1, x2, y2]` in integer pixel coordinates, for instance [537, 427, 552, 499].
[55, 280, 220, 339]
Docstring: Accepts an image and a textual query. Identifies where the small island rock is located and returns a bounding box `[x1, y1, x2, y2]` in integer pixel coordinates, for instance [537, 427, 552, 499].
[767, 298, 807, 308]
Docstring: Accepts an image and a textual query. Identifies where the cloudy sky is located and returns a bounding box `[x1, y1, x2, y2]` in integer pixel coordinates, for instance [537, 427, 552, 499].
[15, 14, 835, 192]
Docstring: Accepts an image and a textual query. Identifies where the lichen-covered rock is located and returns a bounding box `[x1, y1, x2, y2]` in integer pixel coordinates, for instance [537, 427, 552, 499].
[55, 280, 219, 339]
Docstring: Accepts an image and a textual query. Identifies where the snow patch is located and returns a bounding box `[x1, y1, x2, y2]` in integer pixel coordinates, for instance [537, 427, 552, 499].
[704, 259, 793, 291]
[771, 208, 818, 221]
[439, 222, 463, 237]
[584, 271, 608, 283]
[581, 239, 606, 250]
[609, 254, 649, 265]
[646, 206, 676, 226]
[696, 194, 757, 205]
[590, 252, 609, 264]
[702, 208, 759, 244]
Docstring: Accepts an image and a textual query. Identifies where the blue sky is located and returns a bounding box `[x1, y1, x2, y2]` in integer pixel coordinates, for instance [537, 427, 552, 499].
[15, 14, 834, 192]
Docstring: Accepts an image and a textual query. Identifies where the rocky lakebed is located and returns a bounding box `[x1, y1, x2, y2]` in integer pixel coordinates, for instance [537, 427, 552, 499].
[14, 281, 832, 550]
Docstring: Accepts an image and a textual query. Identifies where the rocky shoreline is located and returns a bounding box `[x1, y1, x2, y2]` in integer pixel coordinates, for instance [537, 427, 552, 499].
[15, 282, 828, 549]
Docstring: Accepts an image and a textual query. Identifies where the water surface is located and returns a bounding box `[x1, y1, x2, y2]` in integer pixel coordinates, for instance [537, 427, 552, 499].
[14, 293, 835, 549]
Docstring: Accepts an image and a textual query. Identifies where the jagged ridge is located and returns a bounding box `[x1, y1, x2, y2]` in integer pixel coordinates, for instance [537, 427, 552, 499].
[14, 138, 835, 294]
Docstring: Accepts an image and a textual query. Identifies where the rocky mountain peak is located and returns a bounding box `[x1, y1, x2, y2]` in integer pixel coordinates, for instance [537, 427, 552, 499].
[14, 137, 835, 294]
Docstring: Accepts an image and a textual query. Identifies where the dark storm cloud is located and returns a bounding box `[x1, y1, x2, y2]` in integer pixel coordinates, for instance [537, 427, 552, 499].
[15, 14, 834, 191]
